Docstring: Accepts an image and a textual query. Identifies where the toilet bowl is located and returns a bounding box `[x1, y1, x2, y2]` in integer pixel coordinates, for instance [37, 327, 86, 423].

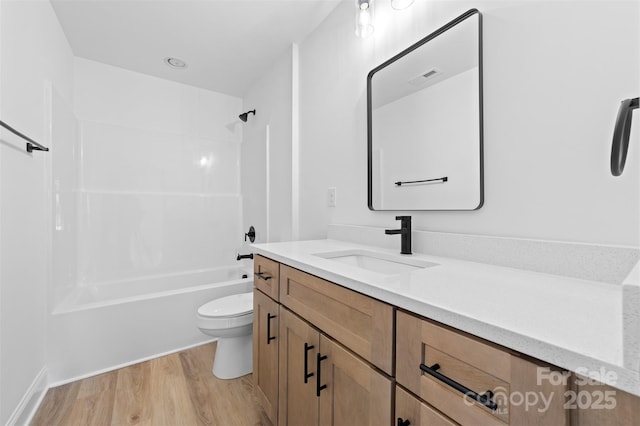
[196, 291, 253, 379]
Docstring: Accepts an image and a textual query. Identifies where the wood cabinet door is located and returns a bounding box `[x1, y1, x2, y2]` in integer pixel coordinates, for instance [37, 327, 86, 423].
[278, 308, 320, 426]
[395, 386, 458, 426]
[318, 334, 392, 426]
[279, 265, 394, 375]
[253, 289, 280, 424]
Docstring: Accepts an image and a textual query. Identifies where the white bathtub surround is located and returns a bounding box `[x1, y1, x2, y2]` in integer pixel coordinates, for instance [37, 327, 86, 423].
[252, 239, 640, 397]
[328, 224, 640, 285]
[50, 87, 80, 309]
[72, 58, 243, 288]
[48, 268, 252, 385]
[43, 59, 250, 384]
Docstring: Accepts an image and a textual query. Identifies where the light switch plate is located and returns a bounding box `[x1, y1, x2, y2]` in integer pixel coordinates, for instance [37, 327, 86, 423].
[328, 187, 336, 207]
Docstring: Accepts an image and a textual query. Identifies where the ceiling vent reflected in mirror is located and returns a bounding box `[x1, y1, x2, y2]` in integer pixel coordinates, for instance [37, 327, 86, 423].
[408, 68, 441, 86]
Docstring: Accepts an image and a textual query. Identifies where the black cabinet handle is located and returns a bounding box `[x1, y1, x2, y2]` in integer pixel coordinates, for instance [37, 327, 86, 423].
[420, 363, 498, 411]
[266, 313, 276, 344]
[316, 353, 328, 396]
[611, 97, 639, 176]
[304, 343, 315, 384]
[397, 418, 411, 426]
[254, 271, 272, 281]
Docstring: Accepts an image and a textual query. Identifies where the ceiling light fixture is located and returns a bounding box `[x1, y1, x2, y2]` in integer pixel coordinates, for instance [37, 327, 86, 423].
[164, 57, 188, 69]
[391, 0, 414, 10]
[355, 0, 375, 38]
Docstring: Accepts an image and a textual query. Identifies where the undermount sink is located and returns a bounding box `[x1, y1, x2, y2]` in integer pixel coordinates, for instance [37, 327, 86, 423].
[314, 249, 438, 275]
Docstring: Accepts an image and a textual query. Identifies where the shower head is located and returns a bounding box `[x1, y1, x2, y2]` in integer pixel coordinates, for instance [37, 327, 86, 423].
[239, 109, 256, 122]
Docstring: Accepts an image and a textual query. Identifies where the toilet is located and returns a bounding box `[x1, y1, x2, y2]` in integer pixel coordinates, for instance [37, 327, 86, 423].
[196, 291, 253, 379]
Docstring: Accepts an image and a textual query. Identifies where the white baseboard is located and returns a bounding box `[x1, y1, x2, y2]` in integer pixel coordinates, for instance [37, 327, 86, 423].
[6, 367, 48, 426]
[48, 338, 217, 388]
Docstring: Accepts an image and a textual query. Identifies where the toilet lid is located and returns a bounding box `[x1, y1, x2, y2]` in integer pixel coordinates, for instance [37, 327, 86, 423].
[198, 292, 253, 318]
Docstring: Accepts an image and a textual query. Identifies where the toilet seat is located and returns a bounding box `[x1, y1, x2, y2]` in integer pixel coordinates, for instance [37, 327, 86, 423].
[198, 292, 253, 318]
[196, 292, 253, 330]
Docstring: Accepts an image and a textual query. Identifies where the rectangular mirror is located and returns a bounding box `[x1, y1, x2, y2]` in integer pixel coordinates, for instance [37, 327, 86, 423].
[368, 9, 483, 211]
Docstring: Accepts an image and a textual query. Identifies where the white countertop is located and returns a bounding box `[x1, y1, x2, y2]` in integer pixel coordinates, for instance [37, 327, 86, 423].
[252, 239, 640, 397]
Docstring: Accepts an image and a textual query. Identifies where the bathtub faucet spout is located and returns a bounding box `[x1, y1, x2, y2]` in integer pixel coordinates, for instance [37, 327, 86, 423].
[237, 253, 254, 261]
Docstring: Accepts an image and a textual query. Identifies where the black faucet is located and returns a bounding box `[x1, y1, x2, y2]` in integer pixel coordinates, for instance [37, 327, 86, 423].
[237, 253, 254, 261]
[385, 216, 412, 255]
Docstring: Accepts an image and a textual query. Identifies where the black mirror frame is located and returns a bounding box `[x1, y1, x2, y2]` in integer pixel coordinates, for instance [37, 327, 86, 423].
[367, 8, 484, 211]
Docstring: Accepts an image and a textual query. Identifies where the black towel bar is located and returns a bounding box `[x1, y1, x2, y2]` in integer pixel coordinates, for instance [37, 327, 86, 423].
[0, 119, 49, 153]
[395, 176, 447, 186]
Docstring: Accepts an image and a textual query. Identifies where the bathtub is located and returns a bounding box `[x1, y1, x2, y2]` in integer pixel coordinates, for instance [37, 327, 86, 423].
[48, 266, 253, 385]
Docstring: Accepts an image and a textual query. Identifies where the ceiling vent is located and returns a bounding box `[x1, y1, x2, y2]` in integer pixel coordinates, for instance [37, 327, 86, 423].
[164, 57, 188, 69]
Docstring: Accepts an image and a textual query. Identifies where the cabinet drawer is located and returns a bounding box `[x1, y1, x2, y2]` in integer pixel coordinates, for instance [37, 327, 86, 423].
[254, 255, 280, 301]
[396, 312, 511, 425]
[396, 310, 568, 426]
[279, 265, 394, 375]
[397, 310, 511, 425]
[396, 386, 458, 426]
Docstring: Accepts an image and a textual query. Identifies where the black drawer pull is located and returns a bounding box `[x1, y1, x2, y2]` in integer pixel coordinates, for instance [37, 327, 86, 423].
[304, 343, 315, 384]
[397, 418, 411, 426]
[316, 353, 328, 396]
[254, 271, 272, 281]
[420, 363, 498, 411]
[266, 313, 277, 344]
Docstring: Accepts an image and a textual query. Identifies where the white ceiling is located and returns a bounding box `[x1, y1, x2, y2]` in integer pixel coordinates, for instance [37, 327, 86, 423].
[51, 0, 343, 97]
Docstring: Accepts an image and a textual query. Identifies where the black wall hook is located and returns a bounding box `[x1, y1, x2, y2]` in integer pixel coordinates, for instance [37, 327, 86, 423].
[611, 97, 639, 176]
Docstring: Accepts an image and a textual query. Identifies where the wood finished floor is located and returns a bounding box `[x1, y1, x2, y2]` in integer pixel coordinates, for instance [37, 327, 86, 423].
[31, 342, 271, 426]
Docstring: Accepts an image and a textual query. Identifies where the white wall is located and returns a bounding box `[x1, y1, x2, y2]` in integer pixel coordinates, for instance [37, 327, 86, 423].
[72, 58, 243, 287]
[0, 0, 74, 423]
[242, 47, 294, 244]
[298, 0, 640, 247]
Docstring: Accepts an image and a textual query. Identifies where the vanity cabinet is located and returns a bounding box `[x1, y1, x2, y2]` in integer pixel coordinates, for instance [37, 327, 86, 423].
[278, 307, 393, 426]
[253, 255, 281, 425]
[253, 254, 640, 426]
[396, 310, 568, 426]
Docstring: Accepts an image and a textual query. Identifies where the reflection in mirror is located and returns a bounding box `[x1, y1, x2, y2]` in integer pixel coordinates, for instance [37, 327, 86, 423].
[368, 9, 483, 211]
